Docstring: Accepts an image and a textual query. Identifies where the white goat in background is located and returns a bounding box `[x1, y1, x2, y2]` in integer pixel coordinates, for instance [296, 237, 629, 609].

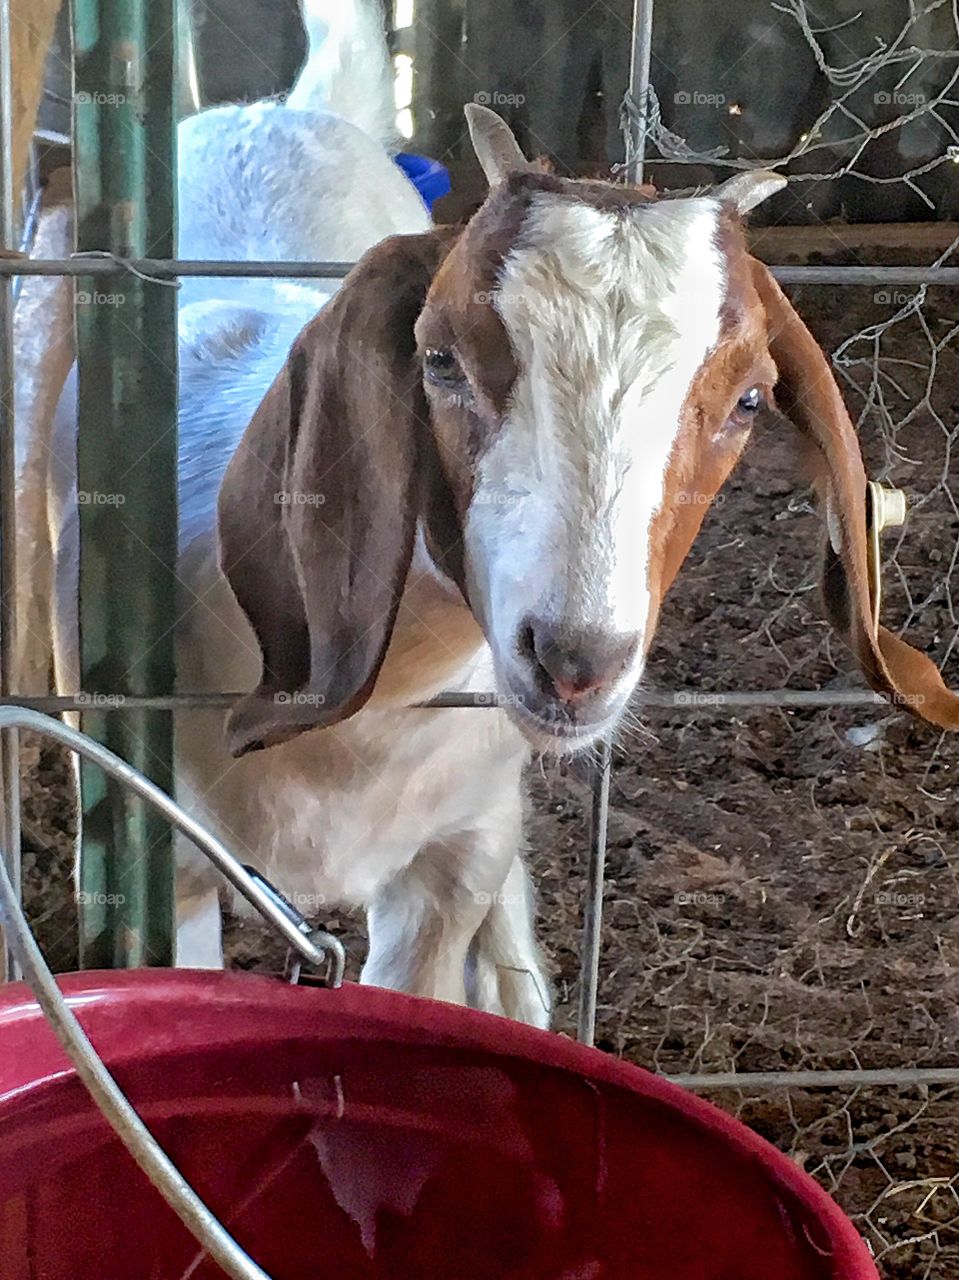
[46, 1, 433, 961]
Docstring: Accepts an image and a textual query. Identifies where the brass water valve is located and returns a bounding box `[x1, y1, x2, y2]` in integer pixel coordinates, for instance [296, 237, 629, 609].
[866, 481, 908, 637]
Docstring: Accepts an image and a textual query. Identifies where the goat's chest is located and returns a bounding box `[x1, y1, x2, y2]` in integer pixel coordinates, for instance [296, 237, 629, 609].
[181, 704, 527, 909]
[175, 532, 528, 908]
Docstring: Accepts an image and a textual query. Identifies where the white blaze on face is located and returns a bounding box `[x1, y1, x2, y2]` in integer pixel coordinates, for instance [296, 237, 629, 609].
[466, 192, 726, 669]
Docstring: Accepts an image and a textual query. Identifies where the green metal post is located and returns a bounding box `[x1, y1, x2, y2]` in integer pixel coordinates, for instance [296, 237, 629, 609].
[72, 0, 178, 966]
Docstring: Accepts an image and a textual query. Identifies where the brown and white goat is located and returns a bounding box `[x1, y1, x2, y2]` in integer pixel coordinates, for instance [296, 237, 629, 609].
[193, 106, 959, 1020]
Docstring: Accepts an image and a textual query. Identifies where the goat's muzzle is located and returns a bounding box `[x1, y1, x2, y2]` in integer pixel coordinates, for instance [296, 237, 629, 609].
[502, 618, 641, 749]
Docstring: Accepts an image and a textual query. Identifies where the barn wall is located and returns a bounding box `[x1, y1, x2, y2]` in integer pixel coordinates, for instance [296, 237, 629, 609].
[189, 0, 305, 104]
[411, 0, 958, 223]
[16, 1, 947, 226]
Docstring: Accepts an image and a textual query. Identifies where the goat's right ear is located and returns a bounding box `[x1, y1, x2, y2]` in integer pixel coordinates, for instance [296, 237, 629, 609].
[751, 259, 959, 731]
[217, 233, 463, 756]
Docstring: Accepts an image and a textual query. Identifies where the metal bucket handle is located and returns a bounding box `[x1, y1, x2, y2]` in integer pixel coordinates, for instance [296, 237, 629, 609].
[0, 706, 343, 1280]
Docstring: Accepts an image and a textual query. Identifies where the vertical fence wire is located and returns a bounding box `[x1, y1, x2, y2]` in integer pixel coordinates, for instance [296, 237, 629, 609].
[577, 0, 656, 1044]
[625, 0, 654, 184]
[577, 739, 612, 1045]
[0, 0, 22, 981]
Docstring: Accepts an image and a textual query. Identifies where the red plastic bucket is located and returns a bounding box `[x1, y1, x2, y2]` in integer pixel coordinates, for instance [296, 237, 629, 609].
[0, 971, 877, 1279]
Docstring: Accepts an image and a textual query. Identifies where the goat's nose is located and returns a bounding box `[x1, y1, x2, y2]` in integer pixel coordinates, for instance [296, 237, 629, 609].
[520, 618, 640, 704]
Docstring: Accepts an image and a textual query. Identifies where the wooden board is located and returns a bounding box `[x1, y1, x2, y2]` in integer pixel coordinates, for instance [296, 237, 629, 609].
[10, 0, 61, 213]
[749, 221, 959, 261]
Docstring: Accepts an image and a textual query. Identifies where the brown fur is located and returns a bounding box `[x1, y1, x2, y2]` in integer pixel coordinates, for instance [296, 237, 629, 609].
[754, 262, 959, 728]
[218, 229, 466, 754]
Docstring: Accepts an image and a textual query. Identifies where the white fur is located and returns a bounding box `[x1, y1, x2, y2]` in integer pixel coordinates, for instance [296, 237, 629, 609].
[468, 194, 725, 724]
[176, 106, 426, 313]
[287, 0, 398, 151]
[44, 7, 549, 1027]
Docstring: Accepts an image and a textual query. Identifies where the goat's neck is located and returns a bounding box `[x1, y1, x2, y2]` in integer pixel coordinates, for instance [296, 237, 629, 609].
[368, 527, 490, 708]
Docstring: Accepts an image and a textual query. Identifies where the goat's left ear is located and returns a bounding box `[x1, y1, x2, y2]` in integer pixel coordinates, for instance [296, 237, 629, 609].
[465, 103, 530, 186]
[752, 259, 959, 729]
[218, 232, 464, 756]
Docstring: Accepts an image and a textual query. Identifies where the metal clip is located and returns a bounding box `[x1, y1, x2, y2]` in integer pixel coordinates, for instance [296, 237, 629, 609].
[866, 481, 907, 637]
[241, 865, 345, 989]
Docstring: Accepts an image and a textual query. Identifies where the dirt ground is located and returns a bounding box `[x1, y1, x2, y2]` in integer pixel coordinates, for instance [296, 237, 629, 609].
[20, 237, 959, 1278]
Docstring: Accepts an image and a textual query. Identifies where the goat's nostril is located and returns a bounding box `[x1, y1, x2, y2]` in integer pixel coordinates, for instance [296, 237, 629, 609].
[516, 621, 537, 664]
[522, 618, 639, 705]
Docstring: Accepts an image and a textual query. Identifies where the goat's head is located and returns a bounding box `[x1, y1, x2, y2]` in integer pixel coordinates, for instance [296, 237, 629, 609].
[219, 106, 959, 756]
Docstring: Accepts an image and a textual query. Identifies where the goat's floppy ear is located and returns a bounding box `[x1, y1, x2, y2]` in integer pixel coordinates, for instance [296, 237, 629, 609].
[465, 103, 530, 185]
[752, 259, 959, 729]
[218, 233, 462, 756]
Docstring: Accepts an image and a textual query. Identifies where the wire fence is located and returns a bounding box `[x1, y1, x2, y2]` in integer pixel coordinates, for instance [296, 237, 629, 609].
[5, 1, 959, 1275]
[622, 10, 959, 1270]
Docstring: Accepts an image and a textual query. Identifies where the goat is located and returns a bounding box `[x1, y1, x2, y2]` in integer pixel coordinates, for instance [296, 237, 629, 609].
[52, 32, 959, 1024]
[209, 107, 959, 1025]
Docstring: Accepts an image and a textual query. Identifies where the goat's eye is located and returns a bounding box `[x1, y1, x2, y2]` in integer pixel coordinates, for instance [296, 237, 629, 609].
[424, 347, 464, 385]
[737, 387, 763, 413]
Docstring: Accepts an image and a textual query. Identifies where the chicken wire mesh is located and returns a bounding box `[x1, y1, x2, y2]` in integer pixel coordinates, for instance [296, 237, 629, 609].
[724, 1085, 959, 1279]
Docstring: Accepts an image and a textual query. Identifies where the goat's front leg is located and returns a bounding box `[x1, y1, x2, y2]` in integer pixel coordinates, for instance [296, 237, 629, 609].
[173, 858, 224, 969]
[361, 831, 503, 1007]
[361, 794, 526, 995]
[361, 801, 550, 1027]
